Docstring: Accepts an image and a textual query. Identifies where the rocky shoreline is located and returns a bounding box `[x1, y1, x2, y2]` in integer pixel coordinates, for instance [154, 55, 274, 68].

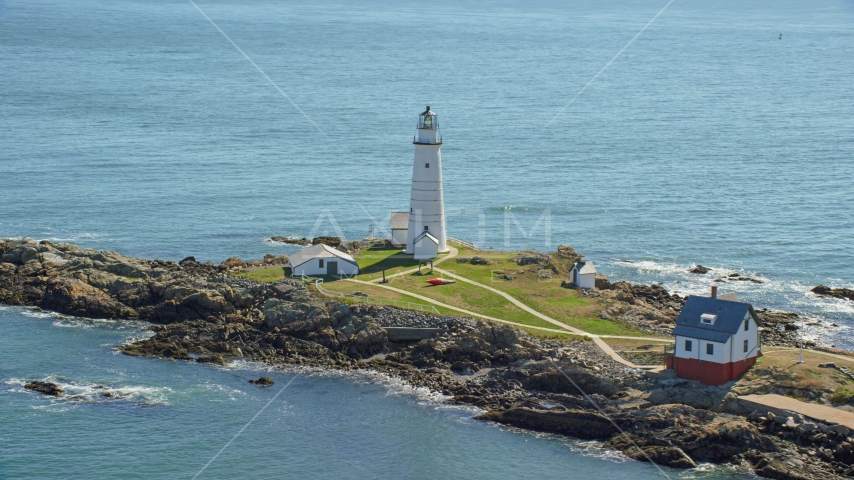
[1, 238, 851, 479]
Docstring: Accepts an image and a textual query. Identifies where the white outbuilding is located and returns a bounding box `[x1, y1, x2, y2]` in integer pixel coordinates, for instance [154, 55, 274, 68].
[288, 244, 359, 277]
[412, 231, 439, 261]
[390, 212, 409, 248]
[569, 256, 596, 289]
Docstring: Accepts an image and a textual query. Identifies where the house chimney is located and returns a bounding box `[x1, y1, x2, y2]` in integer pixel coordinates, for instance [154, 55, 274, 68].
[711, 285, 718, 298]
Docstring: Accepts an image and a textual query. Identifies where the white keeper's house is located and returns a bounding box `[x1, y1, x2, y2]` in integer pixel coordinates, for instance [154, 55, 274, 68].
[288, 244, 359, 277]
[666, 288, 762, 385]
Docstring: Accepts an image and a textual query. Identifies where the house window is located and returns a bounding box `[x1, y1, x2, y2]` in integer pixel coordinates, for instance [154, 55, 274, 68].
[425, 163, 430, 168]
[706, 343, 714, 355]
[744, 340, 749, 353]
[744, 318, 749, 331]
[701, 313, 716, 325]
[319, 259, 324, 268]
[424, 226, 428, 231]
[684, 340, 693, 352]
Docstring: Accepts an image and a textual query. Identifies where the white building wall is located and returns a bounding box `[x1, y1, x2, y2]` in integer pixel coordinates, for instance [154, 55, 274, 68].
[699, 338, 731, 364]
[730, 312, 760, 361]
[676, 336, 732, 363]
[577, 272, 595, 289]
[413, 238, 439, 260]
[391, 229, 408, 247]
[675, 335, 700, 360]
[406, 143, 447, 254]
[292, 258, 358, 277]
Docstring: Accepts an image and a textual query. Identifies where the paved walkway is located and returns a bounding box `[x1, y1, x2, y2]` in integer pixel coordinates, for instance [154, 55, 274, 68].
[367, 247, 459, 284]
[739, 394, 854, 430]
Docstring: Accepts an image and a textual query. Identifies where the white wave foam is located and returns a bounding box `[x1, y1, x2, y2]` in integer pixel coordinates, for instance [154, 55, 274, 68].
[5, 376, 172, 407]
[201, 359, 478, 415]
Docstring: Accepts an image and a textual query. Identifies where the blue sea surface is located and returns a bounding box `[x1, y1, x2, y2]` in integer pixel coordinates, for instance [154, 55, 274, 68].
[0, 306, 752, 479]
[0, 0, 852, 476]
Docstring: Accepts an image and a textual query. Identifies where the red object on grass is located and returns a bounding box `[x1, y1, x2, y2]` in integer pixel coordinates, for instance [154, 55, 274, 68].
[426, 278, 456, 286]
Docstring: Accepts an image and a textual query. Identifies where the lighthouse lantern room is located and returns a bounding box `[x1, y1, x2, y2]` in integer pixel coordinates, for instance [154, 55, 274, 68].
[405, 106, 448, 256]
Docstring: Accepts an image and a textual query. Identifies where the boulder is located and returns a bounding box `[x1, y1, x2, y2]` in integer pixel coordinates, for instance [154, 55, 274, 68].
[196, 355, 227, 366]
[606, 435, 697, 469]
[42, 278, 137, 319]
[249, 376, 275, 386]
[24, 381, 64, 396]
[594, 274, 611, 290]
[689, 265, 710, 274]
[219, 257, 245, 270]
[811, 285, 854, 301]
[272, 284, 297, 299]
[312, 236, 342, 247]
[179, 256, 197, 265]
[470, 256, 490, 265]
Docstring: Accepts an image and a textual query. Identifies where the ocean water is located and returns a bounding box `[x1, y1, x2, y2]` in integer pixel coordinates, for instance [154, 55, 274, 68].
[0, 0, 852, 476]
[0, 306, 752, 479]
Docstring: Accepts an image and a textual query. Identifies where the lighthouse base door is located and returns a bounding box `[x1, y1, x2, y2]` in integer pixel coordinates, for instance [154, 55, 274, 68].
[327, 261, 338, 276]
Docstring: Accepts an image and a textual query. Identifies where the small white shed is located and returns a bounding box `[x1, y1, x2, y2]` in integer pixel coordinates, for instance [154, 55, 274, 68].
[569, 257, 596, 289]
[412, 231, 439, 260]
[390, 212, 409, 248]
[288, 244, 359, 277]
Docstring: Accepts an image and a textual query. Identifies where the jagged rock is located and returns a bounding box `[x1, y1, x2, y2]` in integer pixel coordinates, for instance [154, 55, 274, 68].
[196, 355, 227, 366]
[555, 245, 581, 264]
[594, 274, 611, 290]
[219, 257, 244, 270]
[24, 381, 64, 396]
[42, 278, 137, 319]
[523, 369, 617, 396]
[606, 435, 697, 469]
[470, 256, 490, 265]
[179, 256, 197, 265]
[271, 236, 311, 245]
[511, 253, 548, 266]
[812, 285, 854, 301]
[249, 376, 275, 386]
[689, 265, 710, 274]
[478, 408, 617, 440]
[312, 236, 341, 247]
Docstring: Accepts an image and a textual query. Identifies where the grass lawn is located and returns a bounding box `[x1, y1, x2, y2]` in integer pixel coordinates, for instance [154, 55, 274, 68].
[231, 266, 287, 283]
[359, 270, 558, 330]
[353, 247, 421, 281]
[752, 348, 854, 393]
[319, 280, 463, 317]
[234, 246, 657, 339]
[601, 338, 673, 350]
[437, 253, 653, 337]
[517, 327, 585, 340]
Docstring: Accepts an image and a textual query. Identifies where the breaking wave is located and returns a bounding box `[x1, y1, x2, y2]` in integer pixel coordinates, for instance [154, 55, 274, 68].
[5, 376, 173, 407]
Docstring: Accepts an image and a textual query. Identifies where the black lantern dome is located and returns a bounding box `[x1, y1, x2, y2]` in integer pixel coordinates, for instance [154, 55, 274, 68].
[418, 106, 438, 129]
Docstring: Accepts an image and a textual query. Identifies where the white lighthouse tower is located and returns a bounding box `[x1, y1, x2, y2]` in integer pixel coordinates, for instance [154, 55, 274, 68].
[405, 106, 448, 255]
